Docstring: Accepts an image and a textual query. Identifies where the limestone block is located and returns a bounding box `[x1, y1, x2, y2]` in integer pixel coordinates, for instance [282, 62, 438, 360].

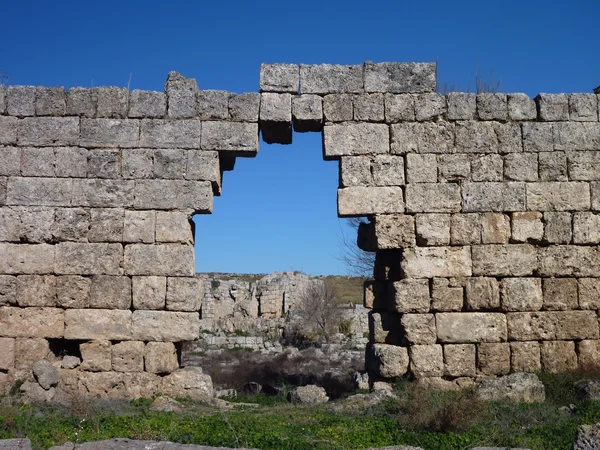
[55, 242, 123, 275]
[121, 149, 153, 179]
[480, 213, 510, 244]
[6, 86, 36, 116]
[89, 276, 131, 309]
[132, 276, 166, 310]
[16, 275, 56, 307]
[145, 342, 179, 374]
[539, 151, 568, 181]
[372, 214, 415, 248]
[438, 154, 470, 181]
[133, 179, 212, 212]
[462, 182, 526, 212]
[540, 340, 577, 373]
[165, 72, 197, 118]
[17, 206, 54, 243]
[292, 94, 323, 132]
[444, 344, 476, 377]
[446, 93, 476, 120]
[496, 122, 523, 153]
[436, 312, 507, 343]
[410, 344, 443, 378]
[391, 279, 430, 313]
[166, 277, 201, 311]
[139, 119, 201, 149]
[507, 311, 599, 340]
[0, 337, 15, 370]
[124, 244, 194, 277]
[51, 208, 89, 242]
[577, 340, 600, 370]
[554, 122, 600, 151]
[414, 93, 445, 121]
[259, 93, 292, 144]
[123, 210, 155, 243]
[88, 208, 124, 242]
[112, 341, 144, 372]
[366, 343, 409, 378]
[201, 121, 258, 153]
[384, 94, 415, 122]
[186, 150, 220, 193]
[128, 90, 166, 118]
[56, 275, 91, 309]
[477, 93, 507, 121]
[538, 246, 600, 277]
[6, 177, 71, 207]
[454, 121, 498, 153]
[431, 278, 463, 312]
[65, 309, 131, 340]
[512, 212, 543, 243]
[372, 155, 404, 186]
[323, 94, 353, 122]
[405, 183, 461, 213]
[0, 276, 16, 306]
[79, 340, 112, 372]
[260, 64, 299, 93]
[364, 62, 436, 93]
[406, 153, 437, 183]
[153, 148, 186, 179]
[527, 181, 590, 211]
[472, 244, 537, 276]
[79, 118, 139, 148]
[20, 147, 55, 177]
[450, 213, 481, 245]
[159, 366, 213, 402]
[0, 117, 17, 145]
[579, 278, 600, 309]
[340, 156, 371, 187]
[54, 147, 87, 178]
[536, 93, 569, 121]
[504, 153, 538, 181]
[465, 277, 500, 311]
[71, 179, 134, 208]
[14, 338, 50, 370]
[66, 87, 96, 117]
[0, 307, 64, 338]
[76, 370, 126, 398]
[0, 243, 55, 275]
[196, 90, 229, 120]
[568, 151, 600, 181]
[402, 246, 472, 278]
[415, 213, 450, 245]
[337, 186, 403, 216]
[0, 86, 5, 114]
[0, 207, 19, 242]
[471, 154, 503, 182]
[569, 93, 598, 121]
[574, 212, 600, 244]
[324, 123, 389, 159]
[507, 93, 537, 120]
[391, 122, 454, 154]
[229, 92, 260, 122]
[401, 314, 436, 344]
[368, 311, 402, 344]
[0, 177, 4, 206]
[0, 146, 20, 176]
[155, 211, 193, 243]
[510, 341, 541, 373]
[522, 122, 554, 152]
[95, 87, 128, 118]
[131, 310, 200, 341]
[543, 278, 578, 311]
[500, 278, 542, 312]
[544, 212, 572, 244]
[478, 342, 510, 376]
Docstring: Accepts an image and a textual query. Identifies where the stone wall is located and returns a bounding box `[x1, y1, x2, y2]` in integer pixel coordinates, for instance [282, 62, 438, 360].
[0, 61, 598, 399]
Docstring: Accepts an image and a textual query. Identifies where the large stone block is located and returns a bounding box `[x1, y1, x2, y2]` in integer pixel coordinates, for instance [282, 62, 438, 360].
[510, 341, 541, 373]
[371, 155, 404, 186]
[438, 154, 470, 182]
[527, 181, 590, 211]
[371, 214, 415, 248]
[18, 206, 54, 243]
[369, 311, 402, 344]
[454, 121, 498, 153]
[165, 72, 197, 118]
[478, 342, 510, 376]
[568, 151, 600, 181]
[229, 92, 260, 122]
[0, 337, 15, 370]
[80, 340, 112, 372]
[364, 62, 436, 93]
[579, 278, 600, 309]
[323, 123, 389, 159]
[52, 208, 90, 242]
[472, 244, 537, 276]
[536, 93, 569, 121]
[450, 213, 481, 245]
[512, 211, 544, 243]
[402, 246, 472, 278]
[166, 277, 201, 311]
[354, 93, 385, 122]
[88, 208, 124, 242]
[410, 344, 443, 378]
[431, 278, 464, 312]
[544, 212, 572, 243]
[124, 244, 194, 277]
[504, 152, 538, 181]
[0, 117, 17, 145]
[260, 63, 299, 93]
[7, 86, 36, 117]
[446, 93, 476, 120]
[159, 366, 213, 402]
[55, 242, 123, 275]
[186, 151, 220, 192]
[574, 212, 600, 244]
[0, 307, 64, 338]
[64, 309, 132, 340]
[112, 341, 144, 372]
[16, 275, 56, 307]
[391, 122, 454, 154]
[406, 183, 461, 213]
[71, 179, 134, 208]
[123, 210, 155, 244]
[79, 119, 138, 148]
[507, 311, 599, 341]
[543, 278, 578, 311]
[95, 87, 128, 118]
[539, 151, 568, 181]
[443, 344, 476, 377]
[0, 207, 19, 242]
[366, 343, 409, 378]
[128, 90, 166, 118]
[139, 119, 201, 149]
[540, 340, 577, 373]
[500, 278, 543, 312]
[462, 182, 526, 212]
[0, 146, 20, 176]
[539, 246, 600, 277]
[21, 147, 55, 177]
[0, 275, 16, 306]
[196, 90, 229, 120]
[7, 177, 71, 206]
[340, 156, 371, 187]
[507, 93, 537, 120]
[145, 342, 179, 374]
[133, 179, 212, 212]
[292, 94, 323, 132]
[391, 279, 430, 313]
[201, 121, 258, 153]
[55, 275, 91, 309]
[481, 213, 511, 244]
[385, 94, 415, 122]
[131, 310, 200, 341]
[300, 64, 363, 94]
[577, 340, 600, 370]
[155, 211, 193, 243]
[405, 153, 437, 183]
[323, 94, 353, 122]
[569, 93, 599, 121]
[414, 93, 445, 121]
[66, 87, 96, 117]
[337, 186, 403, 216]
[553, 122, 600, 151]
[477, 93, 507, 121]
[132, 276, 166, 310]
[152, 148, 186, 180]
[0, 243, 54, 275]
[121, 148, 154, 178]
[401, 314, 436, 344]
[89, 276, 131, 309]
[436, 312, 507, 343]
[14, 338, 50, 370]
[465, 277, 500, 311]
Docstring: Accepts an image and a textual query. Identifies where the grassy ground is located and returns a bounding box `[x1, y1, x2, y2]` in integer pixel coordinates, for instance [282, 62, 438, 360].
[2, 372, 600, 450]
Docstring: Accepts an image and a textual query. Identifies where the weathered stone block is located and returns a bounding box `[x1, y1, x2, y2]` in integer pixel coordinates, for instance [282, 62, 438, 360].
[7, 86, 36, 116]
[0, 86, 5, 114]
[579, 278, 600, 309]
[128, 90, 166, 118]
[364, 62, 436, 93]
[323, 94, 353, 122]
[540, 340, 577, 373]
[229, 92, 260, 122]
[153, 148, 185, 179]
[508, 311, 599, 340]
[186, 150, 220, 193]
[260, 93, 292, 144]
[155, 211, 192, 244]
[504, 153, 538, 181]
[481, 212, 511, 244]
[7, 177, 71, 207]
[133, 179, 212, 212]
[17, 117, 79, 146]
[410, 344, 443, 378]
[20, 147, 55, 177]
[131, 310, 199, 341]
[371, 155, 404, 186]
[88, 208, 124, 242]
[406, 153, 437, 183]
[145, 342, 179, 374]
[139, 119, 201, 149]
[510, 341, 541, 372]
[65, 309, 131, 340]
[96, 87, 129, 118]
[391, 279, 430, 313]
[472, 244, 537, 276]
[292, 94, 322, 132]
[324, 123, 389, 159]
[132, 276, 166, 310]
[353, 93, 385, 122]
[543, 278, 578, 311]
[202, 121, 258, 153]
[52, 208, 89, 242]
[0, 146, 20, 176]
[450, 213, 481, 245]
[0, 117, 17, 145]
[384, 94, 415, 122]
[0, 337, 15, 370]
[35, 86, 66, 116]
[536, 93, 569, 121]
[55, 275, 91, 309]
[438, 154, 470, 181]
[166, 277, 201, 311]
[123, 210, 155, 244]
[574, 212, 600, 244]
[569, 93, 599, 121]
[477, 93, 507, 120]
[402, 246, 472, 278]
[89, 275, 131, 310]
[527, 181, 590, 211]
[465, 277, 500, 311]
[539, 246, 600, 277]
[512, 211, 543, 242]
[112, 341, 144, 372]
[568, 151, 600, 181]
[500, 278, 542, 312]
[368, 311, 402, 344]
[260, 64, 299, 93]
[299, 64, 363, 94]
[415, 213, 450, 245]
[401, 314, 436, 344]
[544, 212, 572, 243]
[80, 118, 139, 148]
[391, 122, 454, 154]
[454, 121, 498, 153]
[165, 72, 197, 118]
[577, 340, 600, 370]
[0, 276, 16, 306]
[124, 244, 194, 277]
[522, 122, 554, 152]
[55, 242, 123, 275]
[14, 338, 50, 369]
[554, 122, 600, 151]
[0, 307, 64, 338]
[337, 186, 403, 216]
[340, 156, 371, 187]
[478, 342, 510, 376]
[0, 207, 19, 242]
[16, 275, 56, 307]
[444, 344, 476, 377]
[121, 148, 153, 179]
[414, 93, 445, 121]
[495, 122, 523, 153]
[462, 182, 526, 212]
[446, 93, 476, 120]
[431, 278, 464, 312]
[369, 214, 415, 248]
[17, 206, 54, 243]
[53, 147, 88, 178]
[66, 87, 96, 117]
[406, 183, 461, 213]
[80, 340, 112, 372]
[436, 312, 507, 343]
[196, 90, 229, 120]
[159, 366, 213, 402]
[366, 343, 409, 378]
[539, 151, 568, 181]
[507, 93, 537, 120]
[471, 154, 503, 182]
[0, 243, 55, 275]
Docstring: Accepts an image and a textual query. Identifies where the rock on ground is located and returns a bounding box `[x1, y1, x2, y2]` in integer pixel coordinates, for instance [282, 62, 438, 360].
[574, 423, 600, 450]
[33, 359, 59, 390]
[474, 372, 545, 403]
[575, 380, 600, 401]
[0, 439, 31, 449]
[289, 384, 329, 404]
[48, 439, 257, 449]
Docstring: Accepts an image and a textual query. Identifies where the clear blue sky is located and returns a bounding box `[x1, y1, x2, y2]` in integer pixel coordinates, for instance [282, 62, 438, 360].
[2, 1, 599, 275]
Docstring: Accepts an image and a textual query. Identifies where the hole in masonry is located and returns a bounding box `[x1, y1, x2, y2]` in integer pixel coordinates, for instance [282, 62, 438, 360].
[48, 339, 84, 359]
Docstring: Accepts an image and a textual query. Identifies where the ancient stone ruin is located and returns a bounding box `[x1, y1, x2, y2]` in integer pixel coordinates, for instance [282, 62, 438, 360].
[0, 61, 599, 399]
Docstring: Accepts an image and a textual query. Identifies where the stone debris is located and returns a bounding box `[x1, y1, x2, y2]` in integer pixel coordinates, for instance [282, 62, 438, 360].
[475, 372, 545, 404]
[289, 384, 329, 404]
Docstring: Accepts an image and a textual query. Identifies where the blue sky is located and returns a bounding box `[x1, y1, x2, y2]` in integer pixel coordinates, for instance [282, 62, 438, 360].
[2, 0, 599, 275]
